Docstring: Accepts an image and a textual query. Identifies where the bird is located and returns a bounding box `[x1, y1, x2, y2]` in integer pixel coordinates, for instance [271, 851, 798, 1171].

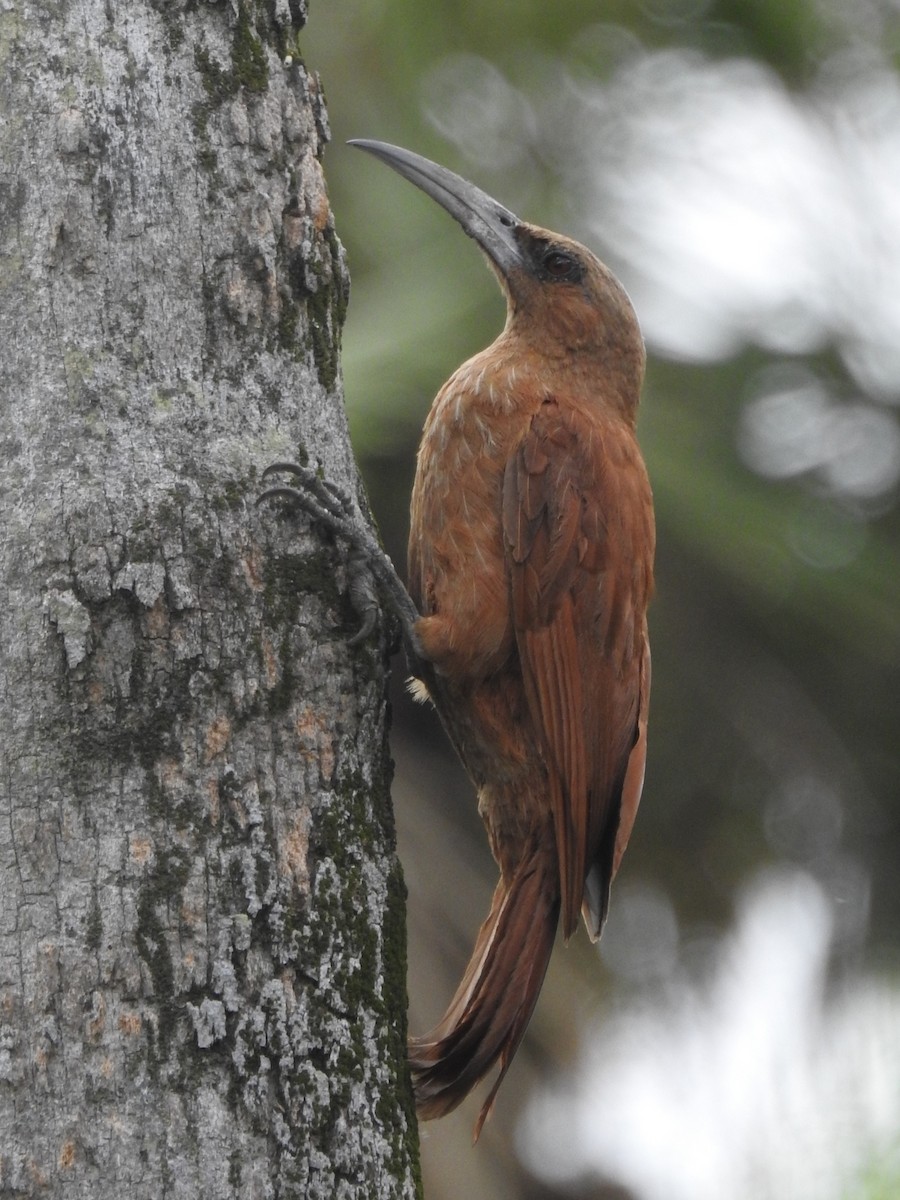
[261, 139, 654, 1140]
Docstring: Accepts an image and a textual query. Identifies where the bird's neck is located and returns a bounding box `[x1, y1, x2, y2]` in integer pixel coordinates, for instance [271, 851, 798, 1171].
[477, 323, 643, 426]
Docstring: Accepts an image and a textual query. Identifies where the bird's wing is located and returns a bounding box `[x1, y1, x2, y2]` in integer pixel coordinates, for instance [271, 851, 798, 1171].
[502, 398, 652, 939]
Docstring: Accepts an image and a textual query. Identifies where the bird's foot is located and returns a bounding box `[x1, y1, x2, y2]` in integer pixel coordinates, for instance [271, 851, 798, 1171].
[258, 461, 423, 661]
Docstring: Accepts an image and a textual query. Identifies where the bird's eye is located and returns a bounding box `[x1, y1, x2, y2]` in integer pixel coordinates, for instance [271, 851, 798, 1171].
[542, 249, 577, 279]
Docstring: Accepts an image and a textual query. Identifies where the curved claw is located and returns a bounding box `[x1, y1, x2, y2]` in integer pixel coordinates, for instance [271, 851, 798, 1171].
[258, 459, 424, 667]
[256, 483, 312, 507]
[260, 462, 350, 523]
[346, 548, 380, 646]
[347, 608, 378, 648]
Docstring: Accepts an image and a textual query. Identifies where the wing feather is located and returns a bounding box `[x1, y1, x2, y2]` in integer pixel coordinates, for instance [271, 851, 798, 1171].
[503, 399, 653, 939]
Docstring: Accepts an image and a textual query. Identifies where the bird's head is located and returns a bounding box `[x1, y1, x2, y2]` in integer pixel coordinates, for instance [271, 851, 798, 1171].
[349, 139, 646, 416]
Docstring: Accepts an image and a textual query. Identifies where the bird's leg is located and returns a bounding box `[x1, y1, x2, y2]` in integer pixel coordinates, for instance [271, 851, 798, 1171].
[258, 461, 424, 668]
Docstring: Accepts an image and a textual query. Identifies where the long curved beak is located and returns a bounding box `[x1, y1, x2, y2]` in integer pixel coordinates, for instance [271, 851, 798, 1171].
[348, 139, 526, 278]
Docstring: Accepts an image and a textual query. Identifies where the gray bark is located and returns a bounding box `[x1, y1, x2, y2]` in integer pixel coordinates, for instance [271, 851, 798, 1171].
[0, 2, 420, 1196]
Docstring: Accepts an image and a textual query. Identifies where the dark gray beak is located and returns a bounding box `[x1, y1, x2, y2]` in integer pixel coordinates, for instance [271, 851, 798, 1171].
[348, 139, 526, 278]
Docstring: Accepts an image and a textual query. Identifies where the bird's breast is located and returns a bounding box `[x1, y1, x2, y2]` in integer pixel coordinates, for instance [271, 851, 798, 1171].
[408, 357, 532, 680]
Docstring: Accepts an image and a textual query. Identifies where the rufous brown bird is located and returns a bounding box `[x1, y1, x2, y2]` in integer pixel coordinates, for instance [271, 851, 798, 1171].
[262, 140, 654, 1140]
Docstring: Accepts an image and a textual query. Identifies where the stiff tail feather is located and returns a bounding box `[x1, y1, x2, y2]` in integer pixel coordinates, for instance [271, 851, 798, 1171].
[409, 833, 560, 1140]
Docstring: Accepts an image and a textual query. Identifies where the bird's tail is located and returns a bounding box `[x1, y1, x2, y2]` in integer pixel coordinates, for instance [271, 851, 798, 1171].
[409, 832, 560, 1140]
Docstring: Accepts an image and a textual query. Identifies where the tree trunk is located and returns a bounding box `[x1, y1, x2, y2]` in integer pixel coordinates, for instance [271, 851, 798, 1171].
[0, 3, 420, 1196]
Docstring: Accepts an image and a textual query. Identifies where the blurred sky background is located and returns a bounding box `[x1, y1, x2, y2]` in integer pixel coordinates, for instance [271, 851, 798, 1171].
[304, 2, 900, 1197]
